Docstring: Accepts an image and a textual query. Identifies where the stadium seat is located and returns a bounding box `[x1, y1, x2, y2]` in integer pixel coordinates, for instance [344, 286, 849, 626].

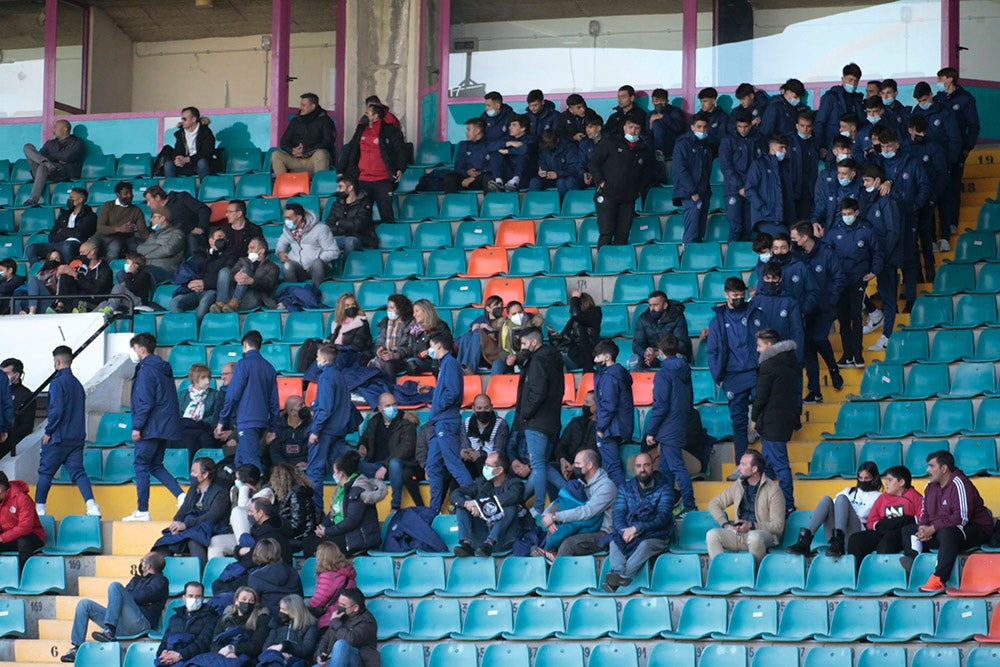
[481, 645, 529, 667]
[697, 271, 740, 302]
[905, 296, 953, 329]
[848, 554, 908, 596]
[0, 209, 12, 234]
[948, 362, 996, 398]
[200, 557, 236, 591]
[814, 599, 881, 641]
[791, 555, 857, 596]
[972, 263, 1000, 295]
[440, 278, 482, 309]
[463, 247, 508, 277]
[970, 329, 1000, 362]
[902, 440, 942, 476]
[359, 599, 408, 640]
[870, 599, 935, 642]
[225, 147, 263, 174]
[0, 185, 12, 208]
[589, 644, 638, 667]
[341, 250, 383, 279]
[247, 196, 281, 223]
[434, 557, 496, 597]
[951, 231, 997, 263]
[631, 372, 655, 406]
[642, 187, 676, 214]
[198, 175, 235, 201]
[699, 646, 747, 667]
[558, 190, 595, 218]
[692, 552, 756, 595]
[928, 330, 974, 363]
[600, 304, 630, 338]
[376, 223, 412, 250]
[535, 645, 584, 667]
[760, 598, 829, 641]
[483, 278, 524, 305]
[100, 449, 135, 484]
[398, 193, 439, 223]
[383, 248, 425, 279]
[81, 154, 116, 180]
[894, 551, 960, 597]
[271, 171, 310, 197]
[355, 556, 395, 596]
[479, 193, 521, 221]
[414, 141, 452, 167]
[916, 400, 973, 437]
[485, 376, 518, 409]
[669, 511, 721, 554]
[161, 556, 202, 597]
[678, 243, 723, 272]
[911, 648, 961, 667]
[710, 599, 776, 640]
[629, 216, 662, 244]
[856, 441, 902, 473]
[698, 404, 733, 439]
[536, 555, 597, 596]
[243, 311, 284, 342]
[852, 363, 904, 400]
[521, 190, 560, 218]
[857, 648, 906, 667]
[281, 311, 325, 343]
[573, 218, 600, 246]
[451, 598, 513, 640]
[885, 330, 930, 364]
[0, 237, 23, 261]
[796, 440, 855, 479]
[554, 598, 618, 639]
[0, 598, 25, 638]
[593, 246, 637, 275]
[438, 192, 479, 221]
[157, 312, 199, 346]
[454, 220, 495, 248]
[381, 644, 425, 667]
[0, 159, 9, 182]
[646, 643, 695, 667]
[55, 449, 102, 485]
[948, 294, 997, 328]
[547, 246, 592, 276]
[500, 596, 563, 639]
[162, 176, 198, 197]
[657, 273, 699, 302]
[400, 599, 461, 640]
[16, 183, 49, 206]
[384, 556, 445, 598]
[6, 556, 66, 594]
[260, 343, 294, 374]
[741, 553, 805, 596]
[536, 218, 577, 246]
[523, 277, 566, 307]
[605, 597, 671, 639]
[874, 401, 926, 438]
[91, 412, 133, 447]
[408, 222, 450, 250]
[427, 646, 478, 667]
[509, 246, 551, 276]
[287, 194, 321, 219]
[41, 515, 101, 556]
[931, 264, 975, 295]
[198, 312, 241, 345]
[660, 597, 727, 639]
[802, 648, 853, 667]
[19, 207, 56, 234]
[310, 170, 339, 197]
[944, 553, 1000, 596]
[416, 514, 461, 556]
[954, 437, 999, 474]
[922, 599, 988, 642]
[75, 641, 122, 667]
[9, 158, 32, 182]
[425, 248, 468, 279]
[723, 241, 758, 270]
[356, 281, 397, 312]
[821, 403, 880, 440]
[704, 213, 729, 242]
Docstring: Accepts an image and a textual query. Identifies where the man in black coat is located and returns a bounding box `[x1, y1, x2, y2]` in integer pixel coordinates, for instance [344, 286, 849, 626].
[53, 239, 113, 312]
[163, 107, 218, 178]
[589, 112, 655, 246]
[238, 499, 292, 564]
[26, 187, 97, 264]
[22, 119, 83, 205]
[548, 390, 598, 496]
[325, 176, 378, 252]
[337, 103, 407, 223]
[273, 92, 337, 175]
[153, 457, 231, 566]
[314, 588, 379, 667]
[168, 227, 238, 322]
[155, 582, 218, 666]
[452, 451, 525, 556]
[1, 359, 35, 448]
[750, 328, 801, 512]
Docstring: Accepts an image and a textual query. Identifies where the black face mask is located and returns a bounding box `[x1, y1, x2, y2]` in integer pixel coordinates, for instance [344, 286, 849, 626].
[490, 307, 503, 319]
[277, 612, 290, 625]
[571, 466, 585, 479]
[237, 601, 255, 615]
[474, 410, 493, 423]
[761, 282, 781, 295]
[298, 407, 311, 420]
[771, 253, 789, 265]
[345, 306, 359, 318]
[729, 298, 746, 310]
[913, 135, 926, 143]
[247, 514, 258, 527]
[337, 606, 348, 616]
[214, 239, 228, 253]
[858, 479, 880, 493]
[581, 405, 593, 418]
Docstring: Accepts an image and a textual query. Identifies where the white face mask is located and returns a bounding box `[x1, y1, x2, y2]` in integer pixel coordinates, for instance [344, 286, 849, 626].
[129, 349, 140, 364]
[624, 133, 639, 142]
[386, 310, 399, 321]
[124, 261, 133, 273]
[511, 313, 526, 326]
[185, 597, 203, 612]
[758, 252, 772, 263]
[247, 252, 260, 263]
[843, 214, 857, 226]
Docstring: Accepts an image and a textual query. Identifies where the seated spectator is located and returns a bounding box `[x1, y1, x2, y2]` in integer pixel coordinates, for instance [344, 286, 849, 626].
[452, 451, 525, 557]
[308, 542, 357, 630]
[363, 95, 402, 129]
[445, 117, 501, 193]
[305, 450, 387, 557]
[51, 239, 113, 313]
[481, 91, 515, 153]
[551, 292, 602, 372]
[900, 450, 994, 592]
[205, 586, 271, 665]
[547, 391, 597, 496]
[95, 181, 148, 261]
[270, 396, 311, 470]
[578, 113, 603, 186]
[490, 300, 545, 375]
[64, 552, 168, 660]
[261, 594, 319, 666]
[15, 256, 62, 315]
[213, 501, 294, 597]
[272, 92, 337, 176]
[403, 299, 451, 374]
[277, 202, 340, 287]
[529, 129, 583, 195]
[247, 538, 304, 616]
[137, 207, 186, 284]
[327, 292, 373, 368]
[313, 588, 379, 667]
[144, 185, 211, 258]
[697, 86, 730, 153]
[0, 260, 25, 315]
[358, 393, 423, 511]
[525, 89, 559, 142]
[496, 115, 537, 191]
[21, 120, 83, 206]
[368, 294, 416, 379]
[212, 237, 281, 312]
[629, 290, 691, 368]
[154, 581, 218, 667]
[559, 93, 589, 142]
[460, 394, 509, 480]
[786, 461, 882, 558]
[170, 227, 237, 322]
[176, 363, 221, 460]
[162, 107, 218, 178]
[223, 200, 265, 258]
[531, 448, 615, 561]
[152, 457, 231, 566]
[706, 450, 785, 561]
[0, 472, 46, 571]
[208, 465, 274, 560]
[26, 187, 96, 264]
[269, 463, 317, 552]
[602, 453, 674, 592]
[2, 359, 36, 447]
[94, 252, 156, 315]
[456, 295, 504, 372]
[336, 104, 406, 223]
[605, 84, 647, 137]
[648, 88, 686, 176]
[325, 176, 377, 253]
[847, 465, 922, 564]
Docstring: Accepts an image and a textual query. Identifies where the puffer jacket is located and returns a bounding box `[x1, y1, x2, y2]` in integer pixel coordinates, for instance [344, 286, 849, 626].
[308, 564, 357, 629]
[171, 118, 218, 167]
[644, 354, 693, 447]
[276, 211, 341, 268]
[131, 353, 183, 441]
[324, 190, 378, 249]
[632, 301, 692, 361]
[136, 224, 186, 273]
[247, 561, 303, 616]
[0, 480, 45, 544]
[612, 470, 674, 547]
[277, 484, 317, 543]
[321, 475, 387, 553]
[751, 340, 802, 442]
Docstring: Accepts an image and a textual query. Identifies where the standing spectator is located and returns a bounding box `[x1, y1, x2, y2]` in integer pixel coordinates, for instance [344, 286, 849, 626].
[425, 333, 473, 511]
[271, 396, 310, 469]
[26, 187, 96, 264]
[529, 130, 581, 195]
[308, 345, 359, 513]
[751, 329, 800, 512]
[760, 79, 807, 138]
[325, 177, 378, 253]
[880, 79, 912, 135]
[358, 393, 422, 511]
[308, 542, 357, 630]
[0, 472, 45, 571]
[589, 114, 654, 246]
[826, 198, 879, 367]
[170, 227, 237, 322]
[224, 200, 265, 259]
[733, 83, 770, 127]
[307, 451, 386, 557]
[260, 595, 319, 666]
[605, 85, 647, 138]
[460, 394, 509, 480]
[452, 451, 524, 557]
[696, 87, 730, 153]
[549, 289, 602, 372]
[906, 115, 949, 279]
[602, 453, 674, 592]
[313, 588, 379, 667]
[788, 111, 819, 220]
[34, 346, 101, 517]
[152, 457, 230, 566]
[558, 93, 589, 142]
[848, 465, 922, 563]
[216, 330, 280, 475]
[136, 208, 186, 284]
[934, 68, 979, 247]
[277, 203, 340, 287]
[858, 165, 903, 353]
[337, 103, 406, 223]
[751, 263, 804, 355]
[815, 63, 864, 153]
[706, 450, 785, 561]
[811, 157, 861, 233]
[719, 109, 763, 241]
[368, 294, 416, 379]
[402, 299, 451, 374]
[672, 112, 714, 244]
[0, 260, 25, 315]
[163, 107, 218, 178]
[648, 88, 686, 180]
[592, 340, 633, 486]
[630, 290, 692, 367]
[154, 582, 218, 666]
[95, 181, 148, 261]
[579, 114, 604, 186]
[912, 81, 961, 242]
[327, 293, 372, 368]
[144, 185, 211, 258]
[212, 237, 281, 313]
[1, 359, 35, 448]
[177, 363, 221, 460]
[745, 134, 794, 237]
[21, 120, 83, 206]
[272, 93, 337, 175]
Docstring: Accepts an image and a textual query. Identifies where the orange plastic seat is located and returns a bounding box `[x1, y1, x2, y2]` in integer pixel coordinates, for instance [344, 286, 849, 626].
[974, 604, 1000, 642]
[486, 374, 519, 409]
[305, 381, 318, 405]
[562, 374, 576, 405]
[463, 375, 484, 407]
[632, 372, 655, 406]
[271, 172, 311, 198]
[482, 278, 524, 308]
[276, 377, 304, 408]
[568, 373, 594, 407]
[209, 200, 229, 224]
[495, 220, 536, 248]
[946, 553, 1000, 597]
[462, 247, 509, 278]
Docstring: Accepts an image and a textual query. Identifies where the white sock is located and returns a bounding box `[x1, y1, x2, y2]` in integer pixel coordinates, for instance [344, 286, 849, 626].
[910, 535, 923, 554]
[86, 499, 99, 509]
[35, 503, 46, 515]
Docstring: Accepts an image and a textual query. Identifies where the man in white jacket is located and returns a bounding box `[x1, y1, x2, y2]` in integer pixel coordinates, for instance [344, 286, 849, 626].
[277, 203, 340, 286]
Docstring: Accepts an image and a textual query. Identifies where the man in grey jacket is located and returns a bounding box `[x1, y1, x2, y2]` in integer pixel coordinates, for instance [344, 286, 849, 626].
[22, 120, 83, 206]
[137, 208, 186, 283]
[277, 203, 340, 286]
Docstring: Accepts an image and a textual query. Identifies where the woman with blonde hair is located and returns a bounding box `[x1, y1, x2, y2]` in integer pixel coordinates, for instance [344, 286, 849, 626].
[326, 292, 373, 367]
[308, 541, 357, 629]
[404, 298, 452, 374]
[207, 585, 271, 662]
[261, 594, 319, 666]
[269, 463, 317, 551]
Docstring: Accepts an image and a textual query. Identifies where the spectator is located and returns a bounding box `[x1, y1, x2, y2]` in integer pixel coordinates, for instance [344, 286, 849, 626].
[602, 453, 674, 592]
[270, 463, 317, 552]
[460, 394, 509, 480]
[313, 588, 379, 667]
[812, 156, 861, 233]
[548, 391, 597, 495]
[144, 185, 211, 258]
[788, 111, 819, 220]
[204, 586, 271, 664]
[529, 130, 582, 195]
[328, 292, 373, 368]
[171, 227, 236, 322]
[64, 552, 168, 659]
[856, 164, 903, 355]
[425, 332, 473, 511]
[786, 461, 882, 558]
[912, 82, 961, 213]
[900, 450, 993, 592]
[880, 79, 912, 135]
[51, 239, 113, 313]
[308, 542, 357, 630]
[216, 330, 281, 475]
[270, 396, 311, 469]
[0, 260, 25, 315]
[672, 112, 714, 244]
[223, 199, 265, 258]
[261, 594, 319, 666]
[35, 346, 101, 517]
[452, 451, 524, 557]
[277, 202, 340, 287]
[456, 295, 504, 373]
[325, 176, 378, 253]
[847, 465, 922, 564]
[751, 329, 799, 512]
[490, 300, 546, 375]
[0, 368, 12, 455]
[744, 134, 794, 237]
[403, 299, 451, 374]
[0, 472, 45, 571]
[751, 262, 804, 355]
[719, 109, 764, 242]
[827, 198, 879, 368]
[906, 115, 949, 278]
[648, 88, 686, 177]
[272, 92, 337, 175]
[163, 107, 218, 178]
[532, 448, 615, 560]
[94, 252, 156, 315]
[368, 294, 416, 379]
[446, 117, 501, 193]
[153, 457, 230, 566]
[558, 93, 589, 142]
[815, 63, 864, 152]
[358, 393, 423, 511]
[15, 257, 62, 315]
[208, 465, 274, 560]
[592, 340, 633, 486]
[21, 120, 83, 206]
[26, 187, 96, 264]
[154, 581, 218, 667]
[934, 68, 979, 247]
[247, 538, 304, 616]
[1, 359, 35, 448]
[337, 103, 406, 223]
[589, 113, 654, 246]
[605, 85, 647, 137]
[308, 345, 359, 512]
[644, 333, 695, 516]
[524, 89, 559, 142]
[95, 181, 148, 261]
[481, 91, 515, 153]
[760, 78, 807, 138]
[212, 237, 281, 313]
[136, 207, 186, 284]
[630, 290, 691, 368]
[855, 96, 885, 156]
[306, 451, 387, 557]
[734, 83, 770, 127]
[176, 363, 221, 460]
[706, 450, 785, 561]
[578, 113, 604, 186]
[697, 87, 729, 153]
[495, 114, 537, 192]
[549, 289, 602, 372]
[122, 333, 184, 521]
[213, 500, 292, 594]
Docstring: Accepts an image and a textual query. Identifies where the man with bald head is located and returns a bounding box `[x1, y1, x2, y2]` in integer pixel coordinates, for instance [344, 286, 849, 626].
[602, 452, 675, 592]
[22, 119, 83, 206]
[357, 392, 421, 510]
[460, 393, 509, 478]
[52, 239, 113, 312]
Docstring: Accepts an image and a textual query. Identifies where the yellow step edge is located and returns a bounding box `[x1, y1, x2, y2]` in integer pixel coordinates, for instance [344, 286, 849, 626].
[37, 619, 98, 642]
[77, 576, 131, 598]
[55, 597, 107, 620]
[14, 639, 75, 663]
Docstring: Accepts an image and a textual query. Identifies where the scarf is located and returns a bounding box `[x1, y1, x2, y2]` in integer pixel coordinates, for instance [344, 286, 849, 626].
[184, 386, 209, 421]
[335, 317, 366, 345]
[466, 412, 498, 450]
[331, 474, 358, 524]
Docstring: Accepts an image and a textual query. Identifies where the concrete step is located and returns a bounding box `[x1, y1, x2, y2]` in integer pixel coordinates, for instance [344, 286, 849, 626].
[77, 576, 129, 598]
[13, 639, 74, 663]
[36, 618, 96, 642]
[55, 597, 106, 621]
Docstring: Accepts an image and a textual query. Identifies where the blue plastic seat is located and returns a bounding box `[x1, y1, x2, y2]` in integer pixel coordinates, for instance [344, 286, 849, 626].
[760, 598, 828, 641]
[367, 598, 409, 640]
[774, 511, 828, 553]
[629, 216, 662, 244]
[197, 175, 235, 201]
[593, 246, 636, 275]
[535, 646, 583, 667]
[916, 400, 973, 437]
[399, 599, 461, 640]
[813, 599, 881, 641]
[796, 440, 856, 479]
[0, 598, 25, 638]
[454, 220, 495, 248]
[521, 190, 560, 218]
[874, 401, 926, 438]
[75, 641, 122, 667]
[802, 648, 854, 667]
[791, 555, 857, 596]
[723, 241, 758, 270]
[853, 363, 904, 400]
[162, 557, 202, 597]
[400, 281, 438, 307]
[821, 403, 880, 440]
[710, 599, 777, 640]
[501, 597, 563, 639]
[426, 646, 477, 667]
[669, 511, 722, 554]
[281, 311, 325, 343]
[954, 437, 1000, 474]
[691, 552, 756, 595]
[509, 246, 551, 276]
[661, 597, 727, 639]
[81, 154, 116, 180]
[310, 170, 340, 197]
[921, 599, 987, 642]
[951, 231, 998, 263]
[969, 329, 1000, 362]
[656, 273, 698, 302]
[948, 362, 996, 398]
[412, 221, 453, 249]
[523, 277, 566, 308]
[481, 645, 529, 667]
[199, 312, 241, 344]
[19, 207, 56, 234]
[384, 556, 445, 598]
[554, 598, 618, 639]
[742, 553, 805, 595]
[425, 248, 467, 279]
[948, 294, 997, 328]
[341, 249, 383, 280]
[547, 246, 592, 276]
[355, 281, 396, 312]
[381, 644, 425, 667]
[536, 555, 596, 596]
[435, 557, 495, 597]
[848, 554, 908, 596]
[167, 346, 208, 377]
[699, 645, 747, 667]
[894, 551, 960, 596]
[440, 278, 482, 309]
[696, 271, 740, 302]
[451, 598, 513, 640]
[397, 193, 439, 223]
[911, 648, 961, 667]
[55, 449, 102, 485]
[376, 223, 412, 250]
[6, 556, 66, 594]
[0, 237, 24, 261]
[90, 412, 133, 447]
[600, 305, 630, 338]
[647, 644, 695, 667]
[638, 243, 680, 274]
[41, 515, 102, 556]
[931, 264, 975, 295]
[971, 263, 1000, 295]
[869, 599, 935, 642]
[642, 187, 677, 214]
[161, 176, 198, 197]
[260, 343, 294, 374]
[904, 296, 953, 329]
[885, 330, 929, 364]
[438, 192, 479, 220]
[559, 190, 596, 218]
[640, 553, 702, 594]
[246, 196, 281, 223]
[857, 648, 906, 667]
[609, 597, 671, 639]
[588, 644, 638, 667]
[678, 243, 723, 272]
[224, 147, 263, 174]
[383, 249, 425, 279]
[414, 141, 452, 167]
[354, 556, 395, 596]
[9, 159, 32, 183]
[536, 218, 576, 246]
[243, 311, 284, 342]
[856, 441, 902, 473]
[968, 648, 1000, 667]
[478, 192, 520, 220]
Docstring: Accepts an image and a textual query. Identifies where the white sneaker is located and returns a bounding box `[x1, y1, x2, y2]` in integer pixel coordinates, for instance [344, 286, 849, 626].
[863, 309, 884, 334]
[85, 501, 101, 517]
[35, 503, 46, 516]
[938, 239, 951, 252]
[122, 510, 151, 522]
[747, 428, 760, 443]
[868, 335, 889, 352]
[176, 492, 186, 508]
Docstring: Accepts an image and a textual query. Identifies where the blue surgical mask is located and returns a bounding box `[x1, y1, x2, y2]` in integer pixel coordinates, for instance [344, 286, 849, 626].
[283, 219, 297, 231]
[787, 96, 800, 107]
[835, 153, 848, 163]
[482, 465, 498, 481]
[881, 150, 896, 159]
[624, 133, 639, 142]
[151, 224, 161, 232]
[797, 131, 811, 140]
[838, 177, 852, 186]
[844, 83, 857, 94]
[382, 405, 399, 420]
[918, 101, 932, 110]
[883, 96, 895, 106]
[485, 108, 498, 118]
[840, 131, 852, 138]
[866, 115, 881, 125]
[843, 214, 857, 226]
[865, 185, 877, 193]
[934, 81, 946, 93]
[234, 480, 244, 488]
[758, 252, 772, 263]
[693, 131, 708, 140]
[774, 151, 786, 161]
[427, 346, 437, 360]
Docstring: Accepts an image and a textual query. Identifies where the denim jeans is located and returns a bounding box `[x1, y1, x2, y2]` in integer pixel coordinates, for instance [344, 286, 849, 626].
[164, 157, 211, 179]
[456, 504, 519, 550]
[523, 430, 552, 513]
[169, 290, 217, 323]
[333, 236, 362, 254]
[761, 438, 794, 509]
[329, 639, 361, 667]
[608, 538, 670, 578]
[360, 458, 406, 509]
[71, 582, 150, 646]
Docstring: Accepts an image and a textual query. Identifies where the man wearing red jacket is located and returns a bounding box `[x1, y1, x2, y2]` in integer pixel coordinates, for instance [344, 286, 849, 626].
[0, 472, 46, 571]
[900, 450, 994, 591]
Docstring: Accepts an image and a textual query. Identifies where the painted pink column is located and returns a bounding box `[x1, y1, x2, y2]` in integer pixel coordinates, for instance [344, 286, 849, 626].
[334, 0, 346, 148]
[681, 0, 698, 114]
[41, 0, 59, 142]
[437, 0, 451, 140]
[941, 0, 959, 69]
[269, 0, 292, 148]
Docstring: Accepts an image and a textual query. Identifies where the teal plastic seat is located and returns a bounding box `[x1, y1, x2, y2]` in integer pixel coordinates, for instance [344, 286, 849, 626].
[547, 246, 592, 276]
[536, 218, 576, 246]
[488, 556, 547, 597]
[501, 597, 563, 639]
[678, 242, 723, 271]
[966, 400, 1000, 436]
[647, 644, 695, 667]
[356, 282, 396, 312]
[224, 147, 263, 174]
[803, 648, 853, 667]
[895, 551, 959, 597]
[953, 437, 998, 474]
[6, 556, 66, 594]
[384, 556, 445, 598]
[978, 202, 1000, 231]
[260, 343, 294, 374]
[669, 511, 721, 554]
[398, 599, 460, 641]
[478, 192, 520, 219]
[932, 263, 975, 294]
[535, 555, 596, 596]
[875, 401, 926, 438]
[641, 553, 702, 594]
[856, 441, 902, 474]
[91, 412, 134, 447]
[401, 281, 438, 306]
[19, 207, 56, 234]
[246, 196, 281, 223]
[848, 554, 908, 596]
[438, 192, 479, 220]
[951, 231, 997, 263]
[696, 271, 740, 302]
[381, 644, 425, 667]
[969, 648, 1000, 667]
[81, 154, 116, 180]
[368, 599, 409, 639]
[691, 552, 756, 595]
[643, 187, 677, 214]
[857, 648, 906, 667]
[162, 557, 202, 597]
[198, 312, 241, 344]
[797, 441, 856, 479]
[822, 403, 880, 440]
[660, 597, 727, 639]
[414, 141, 452, 167]
[658, 273, 699, 302]
[509, 246, 550, 276]
[571, 217, 600, 246]
[750, 647, 798, 667]
[629, 216, 661, 244]
[544, 305, 570, 333]
[588, 644, 638, 667]
[559, 190, 596, 218]
[535, 646, 583, 667]
[594, 246, 636, 275]
[154, 449, 189, 485]
[0, 599, 28, 637]
[162, 176, 198, 197]
[481, 645, 529, 667]
[554, 598, 618, 639]
[376, 223, 412, 250]
[972, 263, 1000, 294]
[760, 598, 829, 641]
[699, 645, 747, 667]
[911, 648, 961, 667]
[742, 553, 805, 595]
[309, 170, 339, 197]
[192, 448, 223, 463]
[523, 277, 565, 308]
[75, 641, 122, 667]
[915, 400, 973, 437]
[885, 330, 929, 363]
[947, 362, 995, 398]
[600, 305, 631, 338]
[397, 193, 439, 223]
[521, 190, 560, 218]
[281, 311, 325, 343]
[198, 175, 235, 201]
[791, 554, 857, 596]
[9, 159, 32, 182]
[947, 294, 997, 328]
[697, 403, 733, 440]
[298, 557, 317, 597]
[41, 515, 101, 556]
[55, 449, 102, 485]
[970, 329, 1000, 362]
[905, 296, 953, 329]
[929, 330, 973, 363]
[896, 363, 949, 399]
[454, 220, 495, 248]
[242, 312, 283, 343]
[440, 278, 482, 309]
[100, 449, 135, 484]
[355, 556, 395, 596]
[425, 248, 467, 279]
[704, 213, 730, 242]
[427, 645, 476, 667]
[813, 599, 881, 641]
[418, 514, 460, 555]
[723, 241, 757, 270]
[157, 312, 199, 346]
[341, 249, 383, 279]
[640, 244, 680, 273]
[382, 249, 425, 279]
[0, 209, 12, 233]
[853, 363, 904, 400]
[609, 597, 671, 639]
[692, 369, 720, 404]
[116, 153, 152, 178]
[451, 598, 512, 640]
[869, 599, 935, 642]
[435, 557, 495, 597]
[774, 511, 829, 553]
[921, 599, 987, 642]
[710, 599, 777, 640]
[903, 441, 944, 477]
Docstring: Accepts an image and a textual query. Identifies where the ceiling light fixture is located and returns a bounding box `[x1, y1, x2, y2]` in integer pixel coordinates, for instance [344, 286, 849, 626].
[195, 0, 214, 8]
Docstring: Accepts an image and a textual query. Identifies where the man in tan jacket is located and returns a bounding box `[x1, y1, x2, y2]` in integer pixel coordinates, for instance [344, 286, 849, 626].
[706, 449, 786, 561]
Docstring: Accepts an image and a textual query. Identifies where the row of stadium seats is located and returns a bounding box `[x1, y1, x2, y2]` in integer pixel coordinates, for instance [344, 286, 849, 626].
[798, 439, 1000, 479]
[822, 398, 1000, 439]
[853, 361, 1000, 400]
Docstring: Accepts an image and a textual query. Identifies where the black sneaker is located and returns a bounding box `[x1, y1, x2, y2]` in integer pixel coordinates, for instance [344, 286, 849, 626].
[474, 540, 495, 558]
[830, 369, 845, 391]
[837, 357, 854, 369]
[602, 571, 623, 593]
[453, 540, 474, 557]
[60, 648, 77, 663]
[91, 627, 116, 642]
[803, 391, 823, 403]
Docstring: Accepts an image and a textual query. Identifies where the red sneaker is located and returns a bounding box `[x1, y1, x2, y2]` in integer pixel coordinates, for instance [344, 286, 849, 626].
[919, 575, 946, 592]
